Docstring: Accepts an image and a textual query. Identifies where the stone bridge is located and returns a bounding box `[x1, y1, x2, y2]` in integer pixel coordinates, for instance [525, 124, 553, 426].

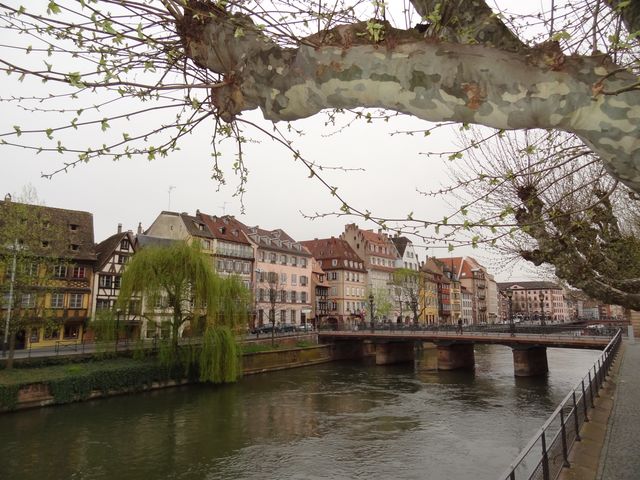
[318, 330, 611, 376]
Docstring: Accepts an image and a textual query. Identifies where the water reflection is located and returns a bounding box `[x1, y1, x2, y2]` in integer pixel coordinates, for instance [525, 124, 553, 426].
[0, 346, 600, 480]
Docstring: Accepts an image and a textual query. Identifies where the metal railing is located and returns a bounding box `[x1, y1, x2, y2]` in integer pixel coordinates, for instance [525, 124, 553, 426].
[499, 329, 622, 480]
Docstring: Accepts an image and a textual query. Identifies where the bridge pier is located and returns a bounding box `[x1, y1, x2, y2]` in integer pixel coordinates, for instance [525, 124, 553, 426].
[415, 342, 439, 371]
[437, 343, 475, 371]
[374, 341, 415, 365]
[512, 346, 549, 377]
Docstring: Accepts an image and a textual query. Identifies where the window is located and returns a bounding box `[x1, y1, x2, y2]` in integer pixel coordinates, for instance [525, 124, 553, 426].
[21, 293, 36, 308]
[71, 266, 86, 279]
[242, 262, 250, 274]
[202, 239, 211, 249]
[300, 275, 308, 286]
[301, 258, 307, 268]
[301, 292, 307, 303]
[291, 291, 297, 303]
[280, 290, 287, 302]
[69, 224, 79, 231]
[69, 244, 80, 251]
[330, 286, 337, 296]
[291, 274, 297, 286]
[280, 254, 287, 265]
[51, 293, 64, 309]
[217, 259, 224, 271]
[329, 272, 338, 281]
[280, 310, 286, 322]
[270, 252, 277, 263]
[114, 276, 122, 289]
[99, 275, 112, 288]
[120, 238, 130, 250]
[291, 256, 298, 266]
[21, 262, 37, 277]
[332, 259, 338, 267]
[64, 324, 80, 339]
[96, 299, 110, 310]
[225, 260, 233, 271]
[29, 328, 39, 343]
[44, 325, 59, 340]
[291, 309, 296, 323]
[280, 272, 287, 284]
[259, 251, 265, 262]
[69, 293, 84, 309]
[234, 261, 242, 273]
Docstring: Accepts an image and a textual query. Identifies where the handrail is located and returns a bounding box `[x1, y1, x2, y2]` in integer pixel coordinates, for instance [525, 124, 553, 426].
[498, 329, 622, 480]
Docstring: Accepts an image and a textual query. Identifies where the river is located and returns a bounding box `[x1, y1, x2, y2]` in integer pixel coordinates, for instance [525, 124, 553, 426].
[0, 345, 600, 480]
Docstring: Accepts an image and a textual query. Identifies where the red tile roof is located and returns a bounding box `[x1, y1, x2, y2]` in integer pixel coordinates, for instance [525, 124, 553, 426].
[301, 237, 366, 272]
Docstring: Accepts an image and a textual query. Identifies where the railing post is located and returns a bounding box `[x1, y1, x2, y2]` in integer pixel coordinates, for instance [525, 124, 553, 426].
[582, 380, 590, 421]
[509, 471, 515, 480]
[593, 365, 600, 396]
[541, 431, 550, 480]
[588, 372, 595, 407]
[560, 408, 571, 468]
[572, 391, 581, 441]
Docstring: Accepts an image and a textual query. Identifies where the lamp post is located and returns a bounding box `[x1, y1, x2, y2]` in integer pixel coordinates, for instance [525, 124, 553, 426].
[539, 292, 546, 327]
[115, 309, 121, 352]
[368, 293, 375, 333]
[506, 289, 514, 337]
[2, 241, 19, 357]
[410, 297, 418, 325]
[254, 268, 262, 332]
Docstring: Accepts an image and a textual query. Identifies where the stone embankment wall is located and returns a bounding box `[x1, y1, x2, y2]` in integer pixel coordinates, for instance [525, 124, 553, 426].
[5, 342, 333, 412]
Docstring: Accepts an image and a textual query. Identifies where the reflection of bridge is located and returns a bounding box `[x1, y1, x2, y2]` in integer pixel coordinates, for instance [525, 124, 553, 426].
[318, 330, 613, 376]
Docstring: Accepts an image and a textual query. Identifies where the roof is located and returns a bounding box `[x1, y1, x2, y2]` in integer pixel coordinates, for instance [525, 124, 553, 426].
[135, 235, 178, 250]
[435, 256, 486, 280]
[421, 257, 450, 283]
[95, 231, 135, 270]
[301, 237, 366, 272]
[240, 224, 312, 257]
[196, 212, 252, 245]
[497, 281, 562, 291]
[0, 198, 96, 261]
[391, 236, 411, 257]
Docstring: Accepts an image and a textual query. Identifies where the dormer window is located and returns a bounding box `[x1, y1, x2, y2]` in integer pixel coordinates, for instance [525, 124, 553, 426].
[70, 244, 79, 251]
[69, 224, 78, 231]
[198, 223, 205, 231]
[42, 241, 49, 248]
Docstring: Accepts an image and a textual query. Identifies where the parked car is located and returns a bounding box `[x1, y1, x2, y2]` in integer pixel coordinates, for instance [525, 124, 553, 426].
[281, 323, 297, 333]
[297, 323, 313, 332]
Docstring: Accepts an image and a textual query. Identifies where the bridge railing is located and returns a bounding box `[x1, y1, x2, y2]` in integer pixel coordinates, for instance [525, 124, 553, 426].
[499, 329, 622, 480]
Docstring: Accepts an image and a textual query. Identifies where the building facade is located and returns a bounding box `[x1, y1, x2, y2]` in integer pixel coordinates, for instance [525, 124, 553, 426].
[301, 237, 367, 328]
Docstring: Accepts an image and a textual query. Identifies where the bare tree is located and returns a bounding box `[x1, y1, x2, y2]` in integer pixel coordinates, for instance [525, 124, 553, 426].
[448, 128, 640, 309]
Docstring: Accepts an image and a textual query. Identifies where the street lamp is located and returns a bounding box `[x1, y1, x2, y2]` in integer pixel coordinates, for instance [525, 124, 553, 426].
[410, 297, 418, 325]
[539, 292, 546, 327]
[506, 289, 514, 337]
[368, 293, 375, 333]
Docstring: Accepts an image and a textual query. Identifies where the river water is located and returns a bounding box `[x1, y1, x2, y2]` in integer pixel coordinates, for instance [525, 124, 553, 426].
[0, 345, 600, 480]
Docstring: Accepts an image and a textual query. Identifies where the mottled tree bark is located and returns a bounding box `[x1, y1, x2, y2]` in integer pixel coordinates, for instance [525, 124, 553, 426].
[178, 3, 640, 194]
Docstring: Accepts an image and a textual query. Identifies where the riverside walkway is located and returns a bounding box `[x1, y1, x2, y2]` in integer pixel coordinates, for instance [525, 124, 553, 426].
[560, 339, 640, 480]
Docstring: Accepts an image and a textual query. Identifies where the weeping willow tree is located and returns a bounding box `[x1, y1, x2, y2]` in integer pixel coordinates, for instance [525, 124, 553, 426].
[118, 241, 250, 383]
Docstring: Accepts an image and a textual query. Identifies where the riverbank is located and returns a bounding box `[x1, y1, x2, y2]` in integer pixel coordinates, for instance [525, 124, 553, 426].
[0, 341, 333, 412]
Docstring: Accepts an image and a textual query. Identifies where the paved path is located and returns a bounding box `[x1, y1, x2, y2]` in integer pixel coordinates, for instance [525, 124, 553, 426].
[560, 339, 640, 480]
[598, 340, 640, 479]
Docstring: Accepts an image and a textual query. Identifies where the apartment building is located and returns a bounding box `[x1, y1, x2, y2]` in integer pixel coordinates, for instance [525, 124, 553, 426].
[301, 237, 367, 328]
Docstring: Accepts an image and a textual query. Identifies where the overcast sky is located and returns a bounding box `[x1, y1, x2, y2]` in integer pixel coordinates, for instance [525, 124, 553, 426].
[0, 1, 557, 282]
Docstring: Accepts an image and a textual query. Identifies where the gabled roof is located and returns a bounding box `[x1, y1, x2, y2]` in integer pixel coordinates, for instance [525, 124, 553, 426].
[341, 224, 399, 260]
[95, 230, 135, 270]
[196, 212, 251, 245]
[435, 256, 486, 280]
[391, 236, 411, 257]
[179, 212, 215, 239]
[0, 198, 96, 262]
[301, 237, 366, 272]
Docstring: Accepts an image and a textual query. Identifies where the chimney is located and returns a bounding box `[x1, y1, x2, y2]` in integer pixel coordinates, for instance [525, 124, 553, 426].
[137, 222, 142, 235]
[3, 193, 11, 202]
[378, 228, 383, 235]
[117, 223, 122, 234]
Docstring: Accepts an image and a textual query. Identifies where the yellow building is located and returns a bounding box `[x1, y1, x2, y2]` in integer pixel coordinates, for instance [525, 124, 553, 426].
[1, 195, 96, 351]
